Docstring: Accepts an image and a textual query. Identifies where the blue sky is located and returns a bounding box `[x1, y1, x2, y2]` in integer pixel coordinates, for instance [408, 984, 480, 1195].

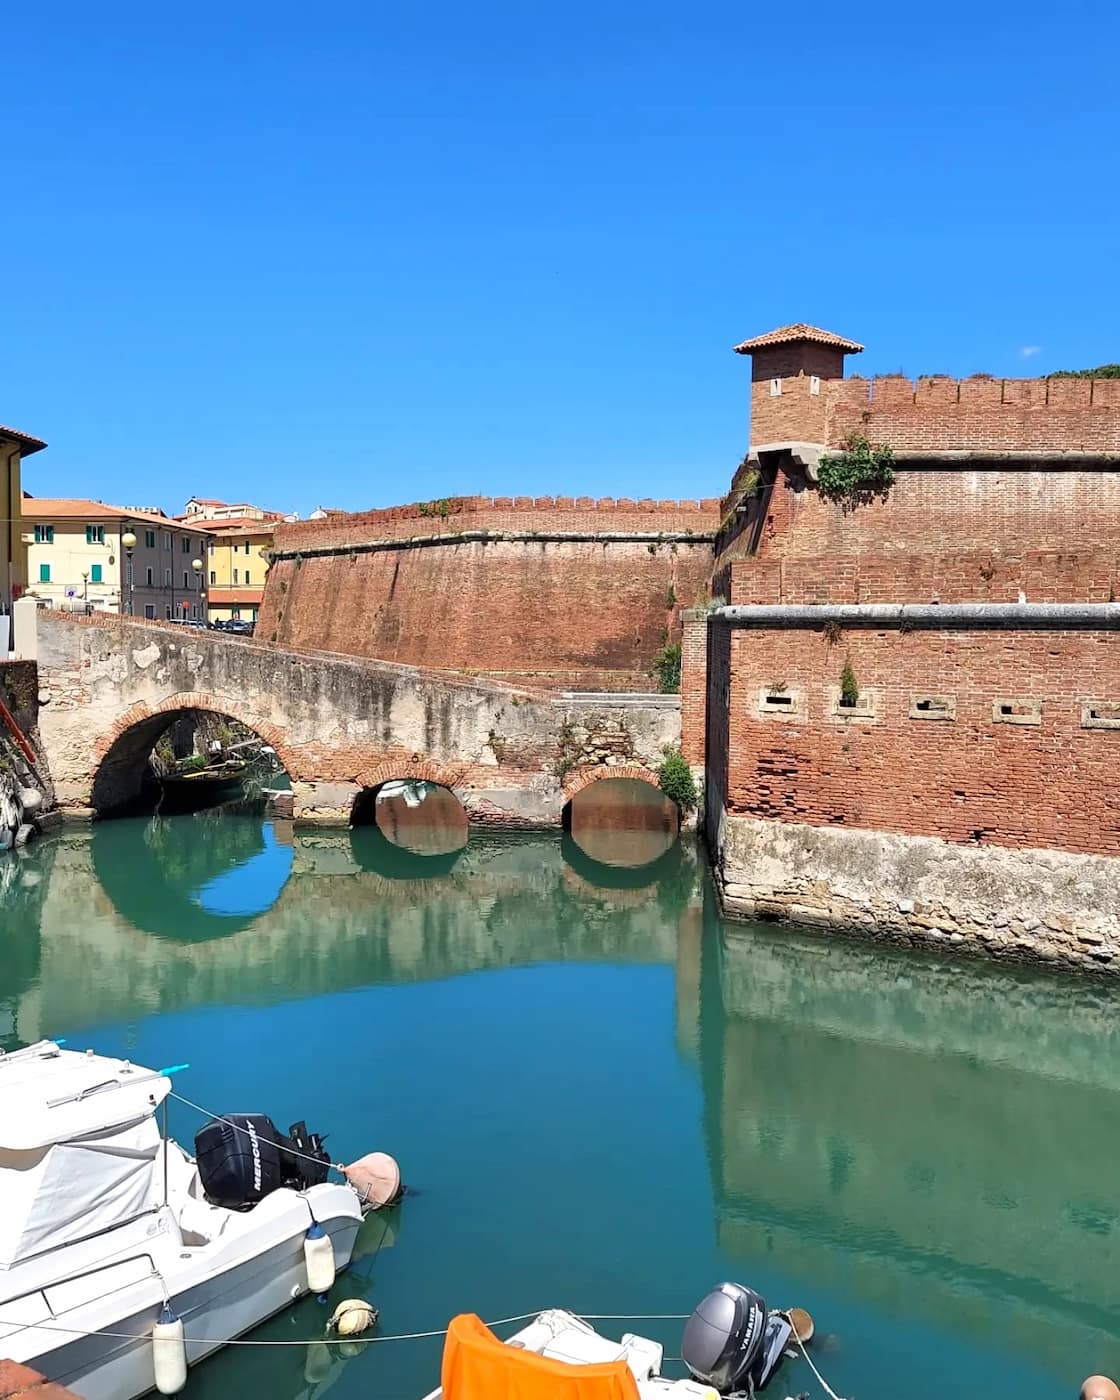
[3, 0, 1116, 517]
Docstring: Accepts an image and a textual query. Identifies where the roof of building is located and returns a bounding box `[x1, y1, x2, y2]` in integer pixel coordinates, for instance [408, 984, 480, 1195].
[186, 497, 226, 506]
[733, 323, 864, 354]
[21, 498, 213, 532]
[186, 515, 279, 533]
[0, 423, 47, 455]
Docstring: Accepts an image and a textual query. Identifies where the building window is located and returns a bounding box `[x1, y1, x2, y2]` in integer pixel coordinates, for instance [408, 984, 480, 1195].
[39, 563, 51, 583]
[34, 524, 54, 544]
[233, 568, 239, 584]
[245, 541, 252, 555]
[164, 605, 172, 619]
[146, 567, 154, 586]
[209, 570, 216, 586]
[145, 530, 156, 548]
[183, 570, 190, 589]
[244, 570, 251, 586]
[144, 604, 156, 619]
[164, 568, 171, 586]
[164, 533, 172, 550]
[85, 524, 105, 545]
[208, 540, 215, 555]
[91, 564, 103, 584]
[181, 537, 190, 554]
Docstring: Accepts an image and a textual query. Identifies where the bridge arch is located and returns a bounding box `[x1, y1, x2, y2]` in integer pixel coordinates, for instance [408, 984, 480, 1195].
[91, 690, 298, 817]
[561, 762, 663, 801]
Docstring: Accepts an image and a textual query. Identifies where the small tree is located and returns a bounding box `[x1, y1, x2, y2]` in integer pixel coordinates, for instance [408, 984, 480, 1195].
[658, 745, 698, 813]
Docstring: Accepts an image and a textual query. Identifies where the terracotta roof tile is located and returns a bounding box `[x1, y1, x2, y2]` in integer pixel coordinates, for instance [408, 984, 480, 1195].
[21, 498, 214, 532]
[0, 423, 47, 455]
[733, 323, 864, 354]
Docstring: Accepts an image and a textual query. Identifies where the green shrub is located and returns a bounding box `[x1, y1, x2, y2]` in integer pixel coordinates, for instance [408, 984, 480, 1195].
[658, 746, 698, 813]
[817, 433, 895, 506]
[650, 642, 681, 694]
[840, 658, 859, 708]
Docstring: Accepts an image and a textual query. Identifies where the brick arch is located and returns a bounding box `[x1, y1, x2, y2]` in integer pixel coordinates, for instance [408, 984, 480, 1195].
[94, 690, 300, 781]
[562, 762, 662, 802]
[353, 757, 470, 794]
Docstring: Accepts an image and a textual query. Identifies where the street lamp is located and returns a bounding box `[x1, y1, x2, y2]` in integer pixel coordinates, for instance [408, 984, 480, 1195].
[121, 530, 137, 617]
[192, 558, 205, 624]
[80, 569, 89, 609]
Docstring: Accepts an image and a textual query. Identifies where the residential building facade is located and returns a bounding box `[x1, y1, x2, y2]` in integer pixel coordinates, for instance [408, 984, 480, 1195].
[179, 499, 285, 623]
[22, 501, 213, 621]
[1, 422, 47, 619]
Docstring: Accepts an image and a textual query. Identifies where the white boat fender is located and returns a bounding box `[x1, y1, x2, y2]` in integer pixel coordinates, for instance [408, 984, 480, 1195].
[304, 1221, 336, 1294]
[327, 1297, 379, 1336]
[152, 1302, 188, 1395]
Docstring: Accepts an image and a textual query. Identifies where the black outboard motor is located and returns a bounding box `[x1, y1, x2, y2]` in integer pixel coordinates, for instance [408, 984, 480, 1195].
[194, 1114, 331, 1209]
[681, 1283, 793, 1395]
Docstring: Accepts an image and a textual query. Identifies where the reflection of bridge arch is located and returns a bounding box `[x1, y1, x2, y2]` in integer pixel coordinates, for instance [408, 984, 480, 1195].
[559, 829, 684, 890]
[90, 814, 293, 939]
[91, 691, 297, 817]
[349, 822, 465, 879]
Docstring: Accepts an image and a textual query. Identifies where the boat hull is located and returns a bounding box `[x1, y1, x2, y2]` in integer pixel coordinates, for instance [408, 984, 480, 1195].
[21, 1211, 360, 1400]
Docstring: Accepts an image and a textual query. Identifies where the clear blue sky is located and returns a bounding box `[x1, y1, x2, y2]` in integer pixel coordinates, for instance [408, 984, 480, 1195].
[3, 0, 1115, 517]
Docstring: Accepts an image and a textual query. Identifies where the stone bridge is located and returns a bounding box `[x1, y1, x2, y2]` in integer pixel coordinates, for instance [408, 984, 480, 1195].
[29, 612, 680, 824]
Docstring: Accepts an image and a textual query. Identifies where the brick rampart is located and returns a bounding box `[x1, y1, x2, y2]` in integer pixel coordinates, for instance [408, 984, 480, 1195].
[716, 620, 1120, 858]
[259, 533, 715, 692]
[826, 374, 1120, 454]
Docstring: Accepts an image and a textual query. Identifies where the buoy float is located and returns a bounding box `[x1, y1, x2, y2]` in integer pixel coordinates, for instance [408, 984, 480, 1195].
[327, 1297, 378, 1337]
[152, 1302, 188, 1395]
[342, 1152, 401, 1208]
[304, 1221, 336, 1294]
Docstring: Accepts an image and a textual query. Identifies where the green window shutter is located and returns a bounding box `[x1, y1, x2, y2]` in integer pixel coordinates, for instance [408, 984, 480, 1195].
[90, 564, 103, 583]
[39, 563, 51, 583]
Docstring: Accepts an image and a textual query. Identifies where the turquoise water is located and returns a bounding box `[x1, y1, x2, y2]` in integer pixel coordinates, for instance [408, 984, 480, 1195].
[2, 814, 1119, 1398]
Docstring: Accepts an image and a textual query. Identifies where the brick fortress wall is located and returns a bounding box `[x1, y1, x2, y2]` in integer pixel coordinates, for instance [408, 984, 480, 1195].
[258, 496, 719, 692]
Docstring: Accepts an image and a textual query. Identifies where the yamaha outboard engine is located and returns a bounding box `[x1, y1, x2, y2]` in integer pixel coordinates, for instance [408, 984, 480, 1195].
[681, 1283, 793, 1394]
[195, 1114, 331, 1209]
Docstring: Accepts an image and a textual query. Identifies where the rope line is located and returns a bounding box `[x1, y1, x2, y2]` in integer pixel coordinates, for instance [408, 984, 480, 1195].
[781, 1312, 849, 1400]
[0, 1310, 690, 1348]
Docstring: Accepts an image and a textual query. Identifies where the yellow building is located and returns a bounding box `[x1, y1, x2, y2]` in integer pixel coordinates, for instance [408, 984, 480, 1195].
[1, 422, 47, 622]
[178, 500, 284, 624]
[22, 500, 212, 621]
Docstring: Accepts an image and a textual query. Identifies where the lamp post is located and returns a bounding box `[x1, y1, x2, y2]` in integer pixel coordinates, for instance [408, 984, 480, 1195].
[121, 530, 137, 617]
[192, 558, 204, 624]
[80, 569, 89, 610]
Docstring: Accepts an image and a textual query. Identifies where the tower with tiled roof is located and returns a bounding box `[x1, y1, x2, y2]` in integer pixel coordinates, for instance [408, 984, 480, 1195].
[734, 322, 863, 450]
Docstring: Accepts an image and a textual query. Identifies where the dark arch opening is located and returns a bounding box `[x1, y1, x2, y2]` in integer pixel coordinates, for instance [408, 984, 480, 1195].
[350, 780, 468, 857]
[91, 709, 290, 819]
[562, 776, 679, 870]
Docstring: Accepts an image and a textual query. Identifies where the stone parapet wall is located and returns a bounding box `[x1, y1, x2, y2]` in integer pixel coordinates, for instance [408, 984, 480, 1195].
[714, 814, 1120, 974]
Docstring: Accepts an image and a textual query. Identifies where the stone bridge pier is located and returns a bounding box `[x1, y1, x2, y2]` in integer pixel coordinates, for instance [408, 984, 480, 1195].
[30, 613, 681, 825]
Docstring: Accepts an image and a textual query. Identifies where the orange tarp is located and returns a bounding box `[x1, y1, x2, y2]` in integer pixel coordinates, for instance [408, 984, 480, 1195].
[441, 1313, 642, 1400]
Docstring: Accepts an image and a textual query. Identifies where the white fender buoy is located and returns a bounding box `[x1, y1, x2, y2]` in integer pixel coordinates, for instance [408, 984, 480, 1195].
[342, 1152, 401, 1209]
[152, 1302, 188, 1395]
[327, 1297, 378, 1337]
[304, 1221, 336, 1294]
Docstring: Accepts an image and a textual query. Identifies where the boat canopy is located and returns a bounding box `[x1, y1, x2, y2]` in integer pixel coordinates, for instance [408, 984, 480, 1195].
[0, 1043, 169, 1269]
[441, 1314, 641, 1400]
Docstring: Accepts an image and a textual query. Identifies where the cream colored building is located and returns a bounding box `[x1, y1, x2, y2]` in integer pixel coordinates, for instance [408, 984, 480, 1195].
[1, 422, 47, 623]
[22, 500, 212, 620]
[179, 498, 285, 624]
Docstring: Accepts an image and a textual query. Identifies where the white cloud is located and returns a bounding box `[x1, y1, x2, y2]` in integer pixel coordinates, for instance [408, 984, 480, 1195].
[1019, 345, 1042, 359]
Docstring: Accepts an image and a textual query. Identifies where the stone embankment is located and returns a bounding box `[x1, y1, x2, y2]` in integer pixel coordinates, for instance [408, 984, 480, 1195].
[715, 815, 1120, 975]
[1, 659, 53, 853]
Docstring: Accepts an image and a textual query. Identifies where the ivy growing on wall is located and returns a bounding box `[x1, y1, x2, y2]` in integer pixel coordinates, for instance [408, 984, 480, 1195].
[817, 433, 895, 507]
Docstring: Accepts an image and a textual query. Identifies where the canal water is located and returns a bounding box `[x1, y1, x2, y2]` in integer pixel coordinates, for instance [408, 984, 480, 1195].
[2, 812, 1119, 1399]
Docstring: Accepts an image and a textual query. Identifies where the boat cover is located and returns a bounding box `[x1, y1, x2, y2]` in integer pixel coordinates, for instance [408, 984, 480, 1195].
[0, 1116, 164, 1269]
[441, 1314, 641, 1400]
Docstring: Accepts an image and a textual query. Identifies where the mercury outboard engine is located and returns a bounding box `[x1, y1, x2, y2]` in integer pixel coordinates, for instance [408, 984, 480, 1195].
[194, 1114, 331, 1209]
[681, 1283, 793, 1395]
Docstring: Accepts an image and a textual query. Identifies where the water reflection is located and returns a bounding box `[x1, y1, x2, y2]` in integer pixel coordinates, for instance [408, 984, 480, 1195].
[699, 916, 1120, 1380]
[354, 781, 468, 857]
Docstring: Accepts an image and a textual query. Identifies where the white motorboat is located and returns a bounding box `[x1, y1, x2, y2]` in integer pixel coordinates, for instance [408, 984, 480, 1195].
[0, 1040, 398, 1399]
[422, 1285, 806, 1400]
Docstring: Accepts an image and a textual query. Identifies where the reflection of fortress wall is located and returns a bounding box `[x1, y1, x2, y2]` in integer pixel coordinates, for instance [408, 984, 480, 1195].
[20, 834, 681, 1037]
[705, 928, 1120, 1369]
